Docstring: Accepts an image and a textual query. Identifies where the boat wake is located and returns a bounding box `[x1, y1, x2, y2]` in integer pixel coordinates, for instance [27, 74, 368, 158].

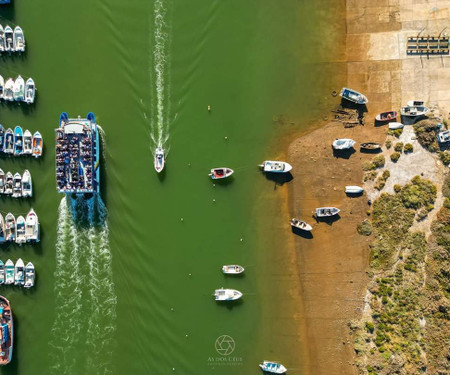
[50, 196, 116, 375]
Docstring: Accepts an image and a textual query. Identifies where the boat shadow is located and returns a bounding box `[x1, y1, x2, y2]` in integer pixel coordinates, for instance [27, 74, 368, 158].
[401, 114, 427, 125]
[222, 273, 246, 280]
[263, 172, 293, 186]
[340, 100, 368, 119]
[0, 1, 15, 21]
[157, 167, 166, 182]
[314, 214, 340, 225]
[212, 176, 234, 186]
[359, 147, 382, 154]
[0, 99, 36, 115]
[291, 226, 313, 239]
[332, 148, 355, 159]
[374, 119, 389, 127]
[215, 299, 244, 309]
[345, 192, 364, 198]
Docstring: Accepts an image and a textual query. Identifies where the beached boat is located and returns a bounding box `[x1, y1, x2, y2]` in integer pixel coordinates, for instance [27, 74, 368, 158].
[13, 126, 23, 155]
[214, 288, 242, 301]
[0, 125, 5, 152]
[4, 26, 13, 52]
[3, 128, 13, 153]
[407, 100, 425, 107]
[4, 173, 12, 195]
[0, 169, 4, 194]
[222, 265, 245, 274]
[23, 130, 32, 154]
[4, 214, 15, 242]
[345, 185, 364, 194]
[15, 216, 25, 244]
[4, 260, 13, 285]
[0, 75, 3, 99]
[32, 131, 43, 158]
[22, 170, 32, 197]
[24, 262, 35, 289]
[0, 214, 4, 244]
[315, 207, 340, 218]
[25, 209, 39, 242]
[0, 25, 4, 53]
[0, 261, 4, 285]
[290, 218, 312, 231]
[437, 130, 450, 143]
[0, 296, 14, 365]
[24, 78, 35, 104]
[339, 87, 368, 105]
[154, 146, 165, 173]
[332, 138, 355, 150]
[14, 259, 24, 285]
[12, 173, 21, 198]
[259, 160, 292, 173]
[209, 167, 234, 180]
[3, 78, 14, 101]
[12, 26, 24, 52]
[13, 76, 24, 102]
[375, 111, 397, 122]
[388, 122, 404, 130]
[259, 361, 287, 374]
[401, 105, 428, 117]
[360, 142, 381, 151]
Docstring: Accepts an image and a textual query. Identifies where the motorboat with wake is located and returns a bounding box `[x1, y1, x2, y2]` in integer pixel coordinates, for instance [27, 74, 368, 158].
[25, 209, 39, 242]
[259, 160, 292, 173]
[12, 26, 24, 52]
[24, 262, 34, 288]
[0, 261, 4, 284]
[0, 296, 13, 365]
[14, 259, 24, 285]
[214, 288, 242, 301]
[222, 265, 245, 274]
[332, 138, 355, 150]
[32, 131, 43, 157]
[22, 170, 32, 197]
[15, 216, 26, 244]
[3, 26, 13, 52]
[4, 260, 14, 285]
[154, 146, 165, 173]
[3, 79, 14, 101]
[4, 214, 15, 242]
[259, 361, 287, 374]
[0, 214, 4, 243]
[13, 76, 24, 102]
[345, 186, 364, 194]
[12, 173, 21, 198]
[24, 78, 35, 104]
[4, 173, 12, 195]
[23, 130, 32, 154]
[316, 207, 340, 218]
[290, 218, 312, 231]
[3, 128, 13, 154]
[209, 168, 234, 180]
[13, 126, 23, 155]
[339, 87, 368, 104]
[388, 122, 404, 130]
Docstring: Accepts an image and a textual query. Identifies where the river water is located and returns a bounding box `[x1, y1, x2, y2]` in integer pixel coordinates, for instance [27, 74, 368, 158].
[0, 0, 345, 374]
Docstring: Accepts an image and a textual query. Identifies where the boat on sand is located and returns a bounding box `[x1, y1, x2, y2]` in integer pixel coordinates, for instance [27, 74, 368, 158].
[375, 111, 397, 122]
[209, 168, 234, 180]
[315, 207, 340, 218]
[259, 161, 292, 173]
[332, 138, 355, 150]
[401, 105, 428, 117]
[360, 142, 381, 151]
[214, 288, 242, 301]
[345, 186, 364, 194]
[388, 122, 404, 130]
[290, 218, 312, 231]
[339, 87, 368, 104]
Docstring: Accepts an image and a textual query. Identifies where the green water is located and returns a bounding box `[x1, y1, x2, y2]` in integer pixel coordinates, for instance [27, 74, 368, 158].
[0, 0, 345, 374]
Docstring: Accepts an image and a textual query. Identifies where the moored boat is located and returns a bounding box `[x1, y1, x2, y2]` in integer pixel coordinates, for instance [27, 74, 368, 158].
[154, 146, 165, 173]
[0, 25, 4, 53]
[15, 216, 25, 244]
[259, 361, 287, 374]
[13, 126, 23, 155]
[24, 262, 34, 288]
[22, 170, 32, 197]
[0, 75, 3, 99]
[401, 105, 428, 117]
[14, 258, 24, 285]
[0, 169, 4, 194]
[32, 131, 43, 158]
[259, 160, 292, 173]
[0, 125, 5, 151]
[375, 111, 397, 122]
[3, 129, 13, 154]
[12, 173, 21, 198]
[3, 79, 13, 101]
[332, 138, 355, 150]
[339, 87, 368, 104]
[25, 209, 39, 242]
[222, 265, 245, 274]
[12, 26, 24, 52]
[23, 130, 32, 154]
[0, 214, 5, 244]
[0, 296, 14, 365]
[4, 260, 14, 285]
[209, 167, 234, 180]
[4, 213, 15, 242]
[4, 173, 12, 195]
[214, 288, 242, 301]
[13, 76, 24, 102]
[290, 218, 312, 231]
[437, 130, 450, 144]
[0, 261, 4, 284]
[24, 78, 35, 104]
[345, 185, 364, 194]
[315, 207, 340, 218]
[360, 142, 381, 151]
[388, 122, 404, 130]
[4, 26, 13, 52]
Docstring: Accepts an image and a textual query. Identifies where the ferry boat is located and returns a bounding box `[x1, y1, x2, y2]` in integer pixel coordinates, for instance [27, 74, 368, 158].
[154, 146, 165, 173]
[11, 173, 21, 198]
[23, 130, 32, 154]
[0, 75, 3, 99]
[3, 26, 12, 52]
[25, 209, 39, 242]
[0, 169, 4, 194]
[290, 218, 312, 231]
[214, 288, 242, 301]
[332, 138, 355, 150]
[4, 260, 13, 285]
[209, 168, 234, 180]
[12, 26, 24, 52]
[4, 173, 12, 195]
[56, 112, 100, 195]
[15, 216, 25, 244]
[32, 131, 43, 157]
[22, 170, 32, 197]
[13, 76, 24, 101]
[24, 262, 35, 288]
[222, 265, 245, 274]
[3, 79, 13, 101]
[0, 26, 4, 52]
[0, 296, 13, 365]
[0, 261, 4, 284]
[316, 207, 340, 218]
[0, 214, 5, 243]
[24, 78, 35, 104]
[339, 87, 368, 105]
[14, 259, 24, 285]
[13, 126, 23, 155]
[4, 214, 15, 242]
[259, 161, 292, 173]
[259, 361, 287, 374]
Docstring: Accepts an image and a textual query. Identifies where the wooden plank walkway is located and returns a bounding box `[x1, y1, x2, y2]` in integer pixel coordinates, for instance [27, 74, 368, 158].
[407, 36, 449, 56]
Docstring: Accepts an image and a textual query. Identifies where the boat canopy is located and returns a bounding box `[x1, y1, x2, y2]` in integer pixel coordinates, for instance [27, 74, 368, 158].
[64, 124, 85, 134]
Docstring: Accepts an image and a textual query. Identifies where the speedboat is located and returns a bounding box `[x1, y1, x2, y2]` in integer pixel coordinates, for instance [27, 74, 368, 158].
[0, 25, 4, 52]
[0, 168, 4, 194]
[13, 76, 24, 101]
[3, 78, 14, 101]
[154, 146, 165, 173]
[14, 258, 24, 285]
[345, 185, 364, 194]
[22, 170, 32, 197]
[259, 361, 287, 374]
[13, 26, 25, 52]
[438, 130, 450, 144]
[25, 209, 39, 242]
[14, 125, 23, 155]
[332, 138, 355, 150]
[222, 265, 245, 274]
[4, 172, 12, 195]
[401, 105, 428, 117]
[24, 78, 35, 104]
[0, 296, 14, 365]
[315, 207, 340, 218]
[407, 100, 425, 107]
[214, 288, 242, 301]
[4, 213, 15, 241]
[0, 124, 5, 151]
[0, 75, 3, 99]
[375, 111, 397, 122]
[32, 131, 43, 158]
[12, 172, 21, 198]
[388, 122, 404, 130]
[23, 129, 32, 154]
[0, 261, 4, 284]
[209, 168, 234, 180]
[360, 142, 381, 151]
[4, 260, 14, 285]
[15, 216, 26, 244]
[339, 87, 368, 104]
[4, 26, 13, 52]
[290, 218, 312, 231]
[24, 262, 35, 288]
[259, 161, 292, 173]
[3, 128, 13, 153]
[0, 214, 5, 243]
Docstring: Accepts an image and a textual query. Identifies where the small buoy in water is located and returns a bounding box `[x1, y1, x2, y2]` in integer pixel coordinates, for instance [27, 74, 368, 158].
[224, 136, 228, 140]
[213, 184, 215, 187]
[188, 163, 191, 167]
[213, 199, 216, 203]
[240, 238, 243, 242]
[185, 334, 189, 337]
[188, 273, 192, 276]
[208, 105, 211, 111]
[171, 308, 174, 311]
[181, 218, 184, 222]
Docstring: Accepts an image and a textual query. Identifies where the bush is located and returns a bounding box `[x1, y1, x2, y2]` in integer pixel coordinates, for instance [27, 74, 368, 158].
[373, 155, 385, 168]
[404, 143, 413, 153]
[390, 152, 401, 162]
[385, 140, 392, 149]
[375, 170, 390, 191]
[414, 119, 439, 151]
[389, 128, 403, 138]
[358, 219, 373, 236]
[399, 176, 437, 210]
[439, 151, 450, 165]
[364, 171, 378, 182]
[417, 207, 428, 221]
[365, 321, 375, 333]
[382, 170, 390, 179]
[394, 184, 402, 193]
[394, 142, 404, 152]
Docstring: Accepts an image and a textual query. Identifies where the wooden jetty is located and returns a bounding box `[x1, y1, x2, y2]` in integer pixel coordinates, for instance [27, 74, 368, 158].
[407, 35, 449, 56]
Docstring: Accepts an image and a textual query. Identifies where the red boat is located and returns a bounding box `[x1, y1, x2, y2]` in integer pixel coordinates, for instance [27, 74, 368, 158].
[375, 111, 397, 122]
[209, 168, 234, 180]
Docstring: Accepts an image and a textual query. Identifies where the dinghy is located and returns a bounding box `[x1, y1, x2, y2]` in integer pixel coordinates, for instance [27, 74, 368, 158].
[315, 207, 340, 218]
[13, 76, 24, 101]
[339, 87, 368, 104]
[0, 214, 5, 243]
[24, 262, 35, 288]
[14, 125, 23, 155]
[407, 100, 425, 107]
[375, 111, 397, 122]
[25, 209, 39, 242]
[360, 142, 381, 151]
[0, 25, 4, 52]
[0, 124, 5, 151]
[0, 261, 4, 284]
[0, 168, 4, 194]
[13, 26, 25, 52]
[214, 288, 242, 301]
[32, 131, 43, 158]
[345, 185, 364, 194]
[24, 78, 35, 104]
[15, 215, 26, 244]
[14, 258, 24, 285]
[332, 138, 355, 150]
[290, 218, 312, 231]
[4, 128, 13, 153]
[388, 122, 404, 130]
[259, 160, 292, 173]
[4, 260, 14, 285]
[259, 361, 287, 374]
[22, 169, 32, 197]
[438, 130, 450, 144]
[4, 213, 15, 241]
[4, 26, 13, 52]
[12, 172, 21, 198]
[401, 105, 428, 117]
[4, 172, 12, 195]
[0, 75, 3, 99]
[154, 146, 165, 173]
[222, 265, 245, 274]
[209, 167, 234, 180]
[23, 130, 32, 154]
[3, 78, 14, 101]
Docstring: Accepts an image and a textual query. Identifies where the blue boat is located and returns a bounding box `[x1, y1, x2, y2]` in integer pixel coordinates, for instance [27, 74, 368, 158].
[0, 125, 4, 152]
[0, 0, 11, 4]
[13, 126, 23, 155]
[339, 87, 368, 105]
[3, 129, 13, 154]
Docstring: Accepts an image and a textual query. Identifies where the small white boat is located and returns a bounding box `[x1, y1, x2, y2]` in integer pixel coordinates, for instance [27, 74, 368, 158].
[15, 216, 26, 244]
[4, 260, 14, 285]
[13, 76, 25, 101]
[22, 170, 32, 197]
[388, 122, 404, 130]
[0, 168, 4, 194]
[4, 26, 13, 52]
[12, 172, 22, 198]
[0, 25, 4, 53]
[214, 288, 242, 301]
[154, 146, 165, 173]
[437, 130, 450, 144]
[14, 258, 24, 286]
[259, 161, 292, 173]
[316, 207, 340, 218]
[209, 168, 234, 180]
[259, 361, 287, 374]
[32, 131, 43, 158]
[0, 75, 4, 99]
[25, 209, 39, 242]
[4, 213, 15, 242]
[222, 265, 245, 274]
[3, 78, 14, 101]
[340, 87, 368, 105]
[13, 26, 25, 52]
[345, 185, 364, 194]
[401, 106, 428, 117]
[24, 78, 35, 104]
[0, 260, 5, 285]
[23, 130, 32, 154]
[24, 262, 35, 288]
[407, 100, 425, 107]
[360, 142, 382, 151]
[290, 218, 312, 231]
[4, 172, 13, 195]
[0, 214, 5, 243]
[332, 138, 355, 150]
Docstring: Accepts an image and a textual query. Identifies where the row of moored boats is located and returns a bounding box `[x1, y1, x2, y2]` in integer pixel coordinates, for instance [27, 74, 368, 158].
[0, 259, 35, 288]
[0, 126, 42, 156]
[0, 25, 25, 53]
[0, 169, 32, 197]
[0, 75, 35, 103]
[0, 209, 40, 244]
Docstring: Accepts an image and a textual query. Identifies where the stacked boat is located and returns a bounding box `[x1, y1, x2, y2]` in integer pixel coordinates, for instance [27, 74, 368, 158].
[0, 259, 35, 288]
[0, 209, 40, 244]
[0, 169, 32, 197]
[0, 125, 42, 157]
[0, 25, 25, 53]
[0, 75, 35, 104]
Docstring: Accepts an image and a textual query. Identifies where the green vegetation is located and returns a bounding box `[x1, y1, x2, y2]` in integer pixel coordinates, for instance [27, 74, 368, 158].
[357, 219, 372, 236]
[363, 155, 385, 171]
[413, 119, 439, 152]
[385, 140, 392, 149]
[394, 142, 404, 152]
[439, 150, 450, 165]
[388, 128, 403, 138]
[404, 143, 413, 153]
[390, 152, 400, 162]
[364, 171, 378, 182]
[375, 170, 390, 190]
